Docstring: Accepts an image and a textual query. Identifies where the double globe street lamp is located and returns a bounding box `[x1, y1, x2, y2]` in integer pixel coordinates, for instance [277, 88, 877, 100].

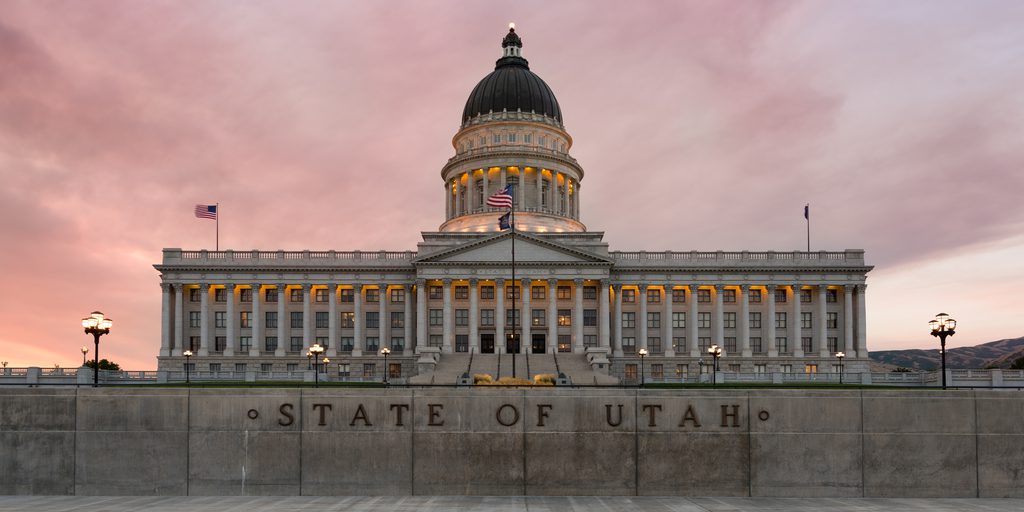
[638, 348, 648, 387]
[309, 343, 325, 388]
[929, 313, 956, 389]
[183, 350, 193, 384]
[81, 311, 113, 387]
[707, 344, 722, 386]
[836, 351, 846, 384]
[380, 347, 392, 384]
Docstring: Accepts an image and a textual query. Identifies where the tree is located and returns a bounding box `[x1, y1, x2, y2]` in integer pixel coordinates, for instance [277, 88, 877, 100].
[84, 359, 121, 371]
[1011, 356, 1024, 370]
[892, 367, 912, 373]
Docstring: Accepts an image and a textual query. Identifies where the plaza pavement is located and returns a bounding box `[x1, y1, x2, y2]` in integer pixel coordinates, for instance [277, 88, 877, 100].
[1, 496, 1023, 511]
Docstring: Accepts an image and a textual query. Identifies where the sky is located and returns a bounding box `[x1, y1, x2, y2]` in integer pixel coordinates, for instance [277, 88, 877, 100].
[1, 0, 1023, 369]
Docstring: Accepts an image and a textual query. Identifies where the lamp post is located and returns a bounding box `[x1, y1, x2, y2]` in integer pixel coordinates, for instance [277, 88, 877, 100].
[322, 357, 330, 379]
[306, 350, 313, 370]
[708, 344, 722, 386]
[183, 349, 193, 385]
[638, 347, 648, 387]
[836, 351, 845, 384]
[81, 346, 89, 366]
[81, 311, 113, 387]
[380, 346, 392, 384]
[309, 343, 325, 388]
[929, 313, 956, 390]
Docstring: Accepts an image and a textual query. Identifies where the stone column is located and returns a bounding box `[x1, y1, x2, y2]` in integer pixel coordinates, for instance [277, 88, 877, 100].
[518, 169, 526, 211]
[454, 175, 462, 216]
[173, 284, 184, 356]
[638, 284, 648, 352]
[500, 167, 507, 193]
[495, 279, 506, 354]
[712, 284, 723, 354]
[818, 285, 829, 358]
[688, 284, 699, 357]
[612, 284, 623, 357]
[766, 285, 778, 357]
[844, 285, 854, 355]
[416, 280, 427, 354]
[482, 169, 489, 206]
[599, 279, 611, 349]
[160, 283, 171, 357]
[575, 182, 581, 219]
[302, 284, 312, 353]
[199, 283, 210, 356]
[276, 283, 287, 357]
[547, 279, 558, 353]
[327, 283, 338, 357]
[536, 169, 543, 211]
[404, 284, 414, 355]
[352, 284, 364, 356]
[442, 279, 453, 353]
[663, 285, 674, 357]
[251, 283, 262, 357]
[467, 171, 475, 213]
[740, 284, 751, 358]
[562, 178, 570, 217]
[792, 285, 803, 358]
[469, 279, 480, 353]
[520, 278, 531, 354]
[225, 283, 236, 356]
[550, 173, 559, 214]
[379, 283, 388, 351]
[856, 284, 868, 358]
[573, 279, 584, 353]
[445, 182, 451, 219]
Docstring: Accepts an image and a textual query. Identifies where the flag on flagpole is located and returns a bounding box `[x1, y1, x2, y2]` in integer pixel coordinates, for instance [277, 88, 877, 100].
[804, 204, 809, 220]
[498, 211, 513, 230]
[486, 185, 514, 208]
[195, 204, 218, 220]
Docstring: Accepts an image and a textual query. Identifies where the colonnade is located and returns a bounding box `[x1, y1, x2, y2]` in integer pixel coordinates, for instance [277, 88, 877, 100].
[446, 166, 579, 220]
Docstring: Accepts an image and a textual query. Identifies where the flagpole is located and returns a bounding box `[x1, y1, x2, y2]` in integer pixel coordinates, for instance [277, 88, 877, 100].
[216, 202, 220, 251]
[510, 205, 516, 379]
[805, 203, 810, 252]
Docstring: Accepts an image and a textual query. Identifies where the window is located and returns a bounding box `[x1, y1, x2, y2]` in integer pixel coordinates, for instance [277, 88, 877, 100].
[621, 312, 635, 328]
[532, 309, 545, 327]
[557, 286, 571, 300]
[507, 133, 517, 143]
[240, 336, 251, 352]
[265, 336, 278, 351]
[188, 336, 199, 351]
[366, 337, 379, 352]
[751, 337, 763, 353]
[493, 133, 501, 144]
[583, 309, 597, 327]
[290, 312, 303, 328]
[391, 337, 404, 352]
[828, 337, 839, 353]
[749, 289, 762, 303]
[801, 289, 812, 303]
[391, 312, 404, 328]
[804, 364, 818, 374]
[651, 363, 664, 379]
[429, 286, 443, 299]
[366, 312, 379, 329]
[316, 311, 329, 329]
[725, 337, 737, 353]
[698, 312, 711, 329]
[363, 363, 377, 378]
[672, 337, 686, 352]
[214, 336, 226, 351]
[755, 364, 767, 374]
[776, 337, 788, 353]
[506, 285, 521, 300]
[622, 289, 635, 303]
[389, 363, 402, 379]
[316, 336, 329, 349]
[557, 309, 572, 326]
[506, 309, 520, 327]
[190, 288, 200, 302]
[698, 289, 711, 303]
[340, 312, 355, 328]
[827, 312, 838, 329]
[455, 309, 468, 326]
[780, 364, 792, 374]
[340, 337, 354, 352]
[775, 312, 786, 329]
[801, 312, 812, 329]
[338, 363, 350, 377]
[189, 311, 201, 328]
[647, 312, 660, 328]
[480, 309, 494, 326]
[558, 335, 572, 352]
[728, 364, 741, 373]
[524, 133, 532, 144]
[214, 288, 226, 303]
[584, 286, 597, 300]
[622, 337, 636, 353]
[214, 311, 226, 328]
[584, 334, 597, 348]
[775, 289, 787, 303]
[240, 288, 253, 303]
[676, 364, 689, 379]
[209, 363, 221, 373]
[265, 312, 278, 328]
[429, 309, 443, 326]
[723, 289, 736, 303]
[672, 312, 685, 328]
[802, 337, 813, 353]
[647, 288, 660, 303]
[264, 288, 278, 303]
[235, 363, 247, 372]
[366, 288, 379, 303]
[624, 363, 637, 380]
[290, 337, 303, 351]
[724, 312, 736, 329]
[340, 288, 354, 303]
[455, 286, 468, 299]
[749, 312, 761, 329]
[315, 288, 328, 303]
[480, 286, 495, 300]
[648, 338, 662, 354]
[827, 289, 838, 303]
[698, 337, 711, 352]
[532, 286, 545, 300]
[240, 311, 251, 328]
[456, 335, 469, 352]
[672, 289, 686, 303]
[290, 288, 303, 303]
[286, 363, 298, 373]
[429, 335, 442, 348]
[391, 288, 405, 303]
[261, 363, 273, 373]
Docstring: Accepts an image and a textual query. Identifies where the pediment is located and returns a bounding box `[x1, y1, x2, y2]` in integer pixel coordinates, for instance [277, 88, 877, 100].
[415, 232, 611, 265]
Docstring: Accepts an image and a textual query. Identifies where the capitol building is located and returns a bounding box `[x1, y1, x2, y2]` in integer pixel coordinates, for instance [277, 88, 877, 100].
[155, 27, 872, 382]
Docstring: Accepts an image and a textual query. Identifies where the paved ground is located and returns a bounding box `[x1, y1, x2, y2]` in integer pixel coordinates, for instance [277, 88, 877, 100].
[1, 497, 1023, 511]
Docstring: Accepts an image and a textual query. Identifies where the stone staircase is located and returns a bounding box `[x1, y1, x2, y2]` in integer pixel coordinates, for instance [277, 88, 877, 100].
[413, 351, 619, 385]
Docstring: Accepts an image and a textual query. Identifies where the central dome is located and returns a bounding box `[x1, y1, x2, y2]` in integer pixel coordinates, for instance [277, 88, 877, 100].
[462, 28, 563, 124]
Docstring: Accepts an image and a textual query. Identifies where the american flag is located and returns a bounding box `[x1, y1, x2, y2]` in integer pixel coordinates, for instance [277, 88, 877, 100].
[486, 185, 513, 208]
[194, 204, 218, 220]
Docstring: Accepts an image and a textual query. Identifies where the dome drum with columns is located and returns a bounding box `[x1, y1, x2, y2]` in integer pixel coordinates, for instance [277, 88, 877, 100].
[153, 26, 873, 385]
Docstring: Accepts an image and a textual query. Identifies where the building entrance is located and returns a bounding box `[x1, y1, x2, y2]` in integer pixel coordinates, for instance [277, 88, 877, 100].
[505, 333, 520, 354]
[480, 334, 495, 354]
[532, 334, 546, 354]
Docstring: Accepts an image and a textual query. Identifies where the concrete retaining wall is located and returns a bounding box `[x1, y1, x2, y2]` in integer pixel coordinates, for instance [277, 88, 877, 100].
[1, 388, 1022, 497]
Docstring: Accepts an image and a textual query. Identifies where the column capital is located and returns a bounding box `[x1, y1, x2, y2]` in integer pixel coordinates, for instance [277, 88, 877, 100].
[277, 283, 288, 291]
[301, 283, 311, 291]
[574, 278, 584, 286]
[404, 282, 413, 291]
[442, 278, 453, 286]
[612, 283, 622, 292]
[251, 282, 262, 290]
[521, 277, 531, 287]
[689, 283, 700, 291]
[160, 282, 172, 292]
[224, 283, 235, 291]
[469, 278, 478, 287]
[496, 278, 505, 286]
[378, 283, 388, 292]
[548, 278, 558, 287]
[739, 283, 750, 291]
[713, 284, 723, 292]
[844, 285, 854, 295]
[353, 283, 364, 291]
[638, 283, 647, 292]
[857, 283, 868, 292]
[326, 282, 337, 290]
[199, 283, 210, 291]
